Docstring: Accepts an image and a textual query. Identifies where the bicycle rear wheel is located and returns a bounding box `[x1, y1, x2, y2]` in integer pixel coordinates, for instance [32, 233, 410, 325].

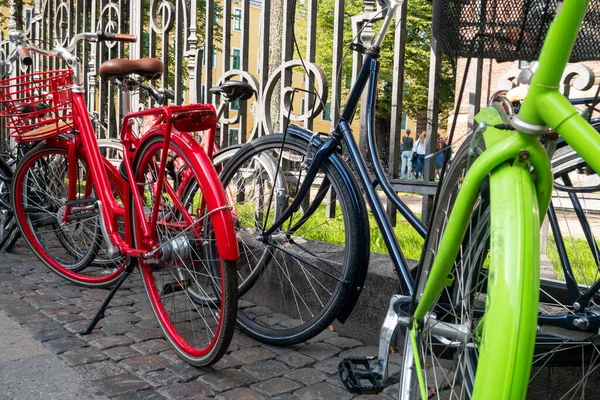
[12, 144, 124, 287]
[219, 133, 367, 345]
[131, 134, 237, 366]
[399, 134, 540, 399]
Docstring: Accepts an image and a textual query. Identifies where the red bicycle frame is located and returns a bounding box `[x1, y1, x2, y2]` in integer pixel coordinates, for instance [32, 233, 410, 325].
[65, 91, 239, 261]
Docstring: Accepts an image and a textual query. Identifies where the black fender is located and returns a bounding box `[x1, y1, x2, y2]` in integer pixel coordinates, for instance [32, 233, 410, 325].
[0, 157, 12, 182]
[284, 124, 370, 323]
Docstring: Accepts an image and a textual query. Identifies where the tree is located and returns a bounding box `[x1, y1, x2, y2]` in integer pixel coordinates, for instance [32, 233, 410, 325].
[307, 0, 455, 126]
[269, 0, 285, 132]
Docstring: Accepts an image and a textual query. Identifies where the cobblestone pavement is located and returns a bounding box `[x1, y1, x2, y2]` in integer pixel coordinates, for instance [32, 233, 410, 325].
[0, 246, 402, 400]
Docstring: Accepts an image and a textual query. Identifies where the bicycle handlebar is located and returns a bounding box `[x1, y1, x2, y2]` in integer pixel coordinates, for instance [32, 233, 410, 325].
[6, 30, 137, 62]
[96, 32, 137, 43]
[16, 46, 33, 66]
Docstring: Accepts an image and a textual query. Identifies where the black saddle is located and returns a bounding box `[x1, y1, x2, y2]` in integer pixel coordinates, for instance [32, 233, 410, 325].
[209, 81, 255, 102]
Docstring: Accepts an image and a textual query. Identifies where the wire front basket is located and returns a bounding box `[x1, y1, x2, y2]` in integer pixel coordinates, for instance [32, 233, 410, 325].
[433, 0, 600, 62]
[0, 69, 74, 143]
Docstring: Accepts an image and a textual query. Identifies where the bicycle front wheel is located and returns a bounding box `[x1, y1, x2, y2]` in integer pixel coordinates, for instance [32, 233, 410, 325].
[399, 134, 540, 399]
[131, 134, 237, 366]
[220, 133, 365, 345]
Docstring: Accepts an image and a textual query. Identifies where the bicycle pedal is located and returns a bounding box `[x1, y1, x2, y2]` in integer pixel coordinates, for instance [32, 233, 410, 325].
[65, 198, 96, 206]
[66, 211, 98, 221]
[338, 357, 384, 394]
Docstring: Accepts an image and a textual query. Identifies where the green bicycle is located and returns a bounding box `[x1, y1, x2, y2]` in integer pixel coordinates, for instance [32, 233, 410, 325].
[399, 0, 600, 397]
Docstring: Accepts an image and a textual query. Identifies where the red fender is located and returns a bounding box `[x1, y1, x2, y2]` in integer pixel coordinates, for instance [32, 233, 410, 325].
[136, 127, 239, 261]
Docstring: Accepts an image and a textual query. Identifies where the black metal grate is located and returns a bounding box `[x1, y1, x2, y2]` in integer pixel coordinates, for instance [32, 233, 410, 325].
[433, 0, 600, 62]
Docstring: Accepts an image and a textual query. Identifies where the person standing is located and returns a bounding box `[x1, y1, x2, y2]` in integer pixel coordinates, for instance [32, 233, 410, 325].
[435, 137, 447, 179]
[400, 128, 414, 179]
[414, 131, 427, 179]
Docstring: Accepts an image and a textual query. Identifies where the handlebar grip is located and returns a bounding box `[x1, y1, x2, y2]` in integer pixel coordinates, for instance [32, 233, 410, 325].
[113, 33, 137, 43]
[97, 32, 137, 43]
[17, 46, 33, 66]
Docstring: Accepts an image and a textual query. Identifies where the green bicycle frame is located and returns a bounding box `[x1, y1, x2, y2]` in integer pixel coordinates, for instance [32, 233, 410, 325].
[410, 0, 600, 397]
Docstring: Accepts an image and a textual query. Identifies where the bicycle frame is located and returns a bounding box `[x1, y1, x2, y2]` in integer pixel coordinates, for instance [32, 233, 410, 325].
[414, 0, 600, 319]
[264, 8, 428, 297]
[408, 0, 600, 395]
[67, 93, 239, 261]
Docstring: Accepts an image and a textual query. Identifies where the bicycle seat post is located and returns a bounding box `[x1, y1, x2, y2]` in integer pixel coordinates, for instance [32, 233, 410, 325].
[113, 77, 135, 122]
[216, 97, 229, 121]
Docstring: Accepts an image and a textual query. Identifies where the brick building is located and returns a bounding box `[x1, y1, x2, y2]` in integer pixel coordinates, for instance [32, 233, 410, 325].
[449, 58, 600, 145]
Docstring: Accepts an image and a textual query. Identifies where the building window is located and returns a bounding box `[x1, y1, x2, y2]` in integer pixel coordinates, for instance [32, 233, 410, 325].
[300, 98, 305, 114]
[212, 49, 217, 68]
[230, 99, 239, 111]
[201, 85, 205, 102]
[258, 13, 263, 36]
[401, 113, 407, 129]
[229, 128, 239, 145]
[232, 49, 241, 70]
[25, 7, 32, 27]
[233, 8, 242, 31]
[322, 102, 331, 121]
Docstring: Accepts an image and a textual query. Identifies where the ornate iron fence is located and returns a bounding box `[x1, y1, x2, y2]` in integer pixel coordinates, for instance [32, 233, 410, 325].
[0, 0, 449, 221]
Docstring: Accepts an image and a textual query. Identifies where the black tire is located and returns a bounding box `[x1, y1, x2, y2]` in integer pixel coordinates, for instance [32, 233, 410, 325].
[220, 133, 363, 345]
[1, 218, 20, 251]
[131, 134, 237, 366]
[532, 141, 600, 396]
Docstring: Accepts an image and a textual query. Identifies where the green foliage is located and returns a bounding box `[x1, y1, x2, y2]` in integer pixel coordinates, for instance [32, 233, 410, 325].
[0, 0, 11, 30]
[307, 0, 455, 123]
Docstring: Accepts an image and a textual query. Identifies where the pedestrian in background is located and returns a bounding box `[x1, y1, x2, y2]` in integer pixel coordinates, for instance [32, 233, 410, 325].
[400, 128, 414, 179]
[435, 136, 447, 179]
[414, 131, 427, 179]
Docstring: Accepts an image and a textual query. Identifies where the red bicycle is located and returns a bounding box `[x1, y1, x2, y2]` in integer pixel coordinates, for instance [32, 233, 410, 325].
[1, 30, 239, 366]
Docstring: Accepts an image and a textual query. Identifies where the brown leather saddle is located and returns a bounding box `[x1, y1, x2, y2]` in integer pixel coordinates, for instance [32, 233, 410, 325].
[98, 58, 164, 80]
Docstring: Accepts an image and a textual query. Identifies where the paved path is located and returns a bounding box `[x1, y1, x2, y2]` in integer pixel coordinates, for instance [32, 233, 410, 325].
[0, 246, 401, 400]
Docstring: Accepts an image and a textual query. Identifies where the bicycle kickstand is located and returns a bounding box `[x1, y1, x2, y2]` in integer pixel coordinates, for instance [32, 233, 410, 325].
[338, 294, 412, 394]
[79, 258, 135, 335]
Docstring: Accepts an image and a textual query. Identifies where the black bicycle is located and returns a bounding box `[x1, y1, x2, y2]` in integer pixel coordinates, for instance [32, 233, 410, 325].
[219, 0, 600, 396]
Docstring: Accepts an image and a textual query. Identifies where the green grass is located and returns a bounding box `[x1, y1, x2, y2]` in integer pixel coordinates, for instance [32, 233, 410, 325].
[547, 235, 600, 283]
[237, 202, 424, 260]
[236, 197, 600, 278]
